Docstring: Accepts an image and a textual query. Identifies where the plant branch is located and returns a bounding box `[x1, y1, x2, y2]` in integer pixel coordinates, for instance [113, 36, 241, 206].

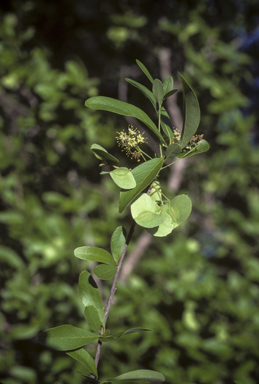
[92, 219, 136, 373]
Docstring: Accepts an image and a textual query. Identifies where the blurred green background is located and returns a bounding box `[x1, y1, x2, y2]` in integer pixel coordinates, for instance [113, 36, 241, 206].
[1, 1, 259, 383]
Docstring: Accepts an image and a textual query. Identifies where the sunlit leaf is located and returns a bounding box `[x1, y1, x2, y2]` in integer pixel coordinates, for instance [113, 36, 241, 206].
[119, 158, 164, 213]
[131, 194, 165, 228]
[110, 167, 136, 189]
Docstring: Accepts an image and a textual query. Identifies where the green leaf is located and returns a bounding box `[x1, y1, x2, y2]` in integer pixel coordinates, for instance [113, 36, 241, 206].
[109, 369, 165, 381]
[163, 89, 178, 99]
[93, 264, 117, 280]
[113, 328, 151, 338]
[125, 78, 156, 111]
[177, 139, 210, 158]
[74, 246, 114, 265]
[165, 194, 192, 225]
[110, 226, 126, 265]
[78, 270, 105, 327]
[67, 348, 98, 377]
[152, 79, 164, 106]
[163, 76, 174, 94]
[38, 325, 99, 351]
[165, 143, 182, 158]
[131, 194, 165, 228]
[110, 167, 136, 189]
[136, 60, 153, 83]
[119, 157, 164, 213]
[84, 305, 103, 332]
[147, 210, 176, 237]
[160, 107, 175, 142]
[91, 144, 119, 165]
[179, 74, 200, 148]
[85, 97, 165, 144]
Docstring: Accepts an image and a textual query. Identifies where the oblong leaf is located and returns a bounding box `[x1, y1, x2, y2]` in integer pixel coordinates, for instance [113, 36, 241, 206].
[163, 76, 174, 94]
[152, 79, 164, 106]
[110, 369, 165, 382]
[67, 348, 98, 377]
[85, 97, 165, 144]
[136, 60, 153, 83]
[177, 139, 210, 159]
[91, 144, 119, 165]
[38, 325, 99, 351]
[119, 157, 164, 213]
[165, 143, 182, 158]
[84, 305, 103, 332]
[163, 89, 178, 100]
[179, 73, 200, 148]
[93, 264, 117, 280]
[160, 107, 174, 142]
[125, 78, 156, 111]
[110, 226, 126, 265]
[78, 270, 105, 327]
[113, 328, 151, 339]
[110, 168, 136, 189]
[74, 246, 114, 265]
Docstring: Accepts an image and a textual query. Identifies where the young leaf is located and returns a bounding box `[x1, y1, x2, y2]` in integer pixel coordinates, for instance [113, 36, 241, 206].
[177, 139, 210, 159]
[147, 210, 176, 237]
[165, 194, 192, 225]
[85, 97, 165, 144]
[136, 60, 153, 83]
[125, 78, 156, 111]
[113, 328, 151, 338]
[152, 79, 164, 107]
[93, 264, 117, 280]
[67, 348, 98, 377]
[91, 144, 119, 165]
[110, 226, 126, 265]
[110, 168, 136, 189]
[109, 369, 165, 382]
[119, 157, 164, 213]
[165, 143, 182, 158]
[163, 76, 174, 94]
[38, 325, 99, 351]
[179, 73, 200, 148]
[74, 246, 114, 265]
[163, 89, 178, 100]
[131, 194, 165, 228]
[79, 270, 105, 327]
[84, 305, 103, 332]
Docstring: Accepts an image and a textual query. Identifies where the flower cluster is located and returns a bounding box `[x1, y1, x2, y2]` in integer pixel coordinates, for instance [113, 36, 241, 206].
[116, 125, 147, 161]
[171, 128, 181, 143]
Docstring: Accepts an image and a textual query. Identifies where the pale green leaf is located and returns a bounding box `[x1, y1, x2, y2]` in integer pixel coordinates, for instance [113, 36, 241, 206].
[38, 325, 98, 351]
[119, 157, 164, 213]
[110, 168, 136, 189]
[67, 348, 98, 377]
[131, 194, 165, 228]
[165, 194, 192, 225]
[147, 210, 176, 237]
[74, 246, 114, 265]
[163, 76, 174, 94]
